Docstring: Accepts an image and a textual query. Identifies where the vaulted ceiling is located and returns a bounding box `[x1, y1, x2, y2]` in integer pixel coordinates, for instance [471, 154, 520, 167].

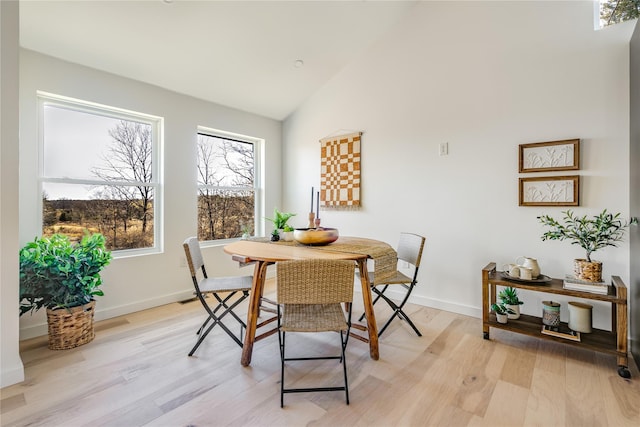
[20, 1, 416, 120]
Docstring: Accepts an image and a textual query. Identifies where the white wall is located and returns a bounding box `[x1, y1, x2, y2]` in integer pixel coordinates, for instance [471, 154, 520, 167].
[17, 50, 282, 339]
[283, 1, 636, 328]
[1, 0, 25, 388]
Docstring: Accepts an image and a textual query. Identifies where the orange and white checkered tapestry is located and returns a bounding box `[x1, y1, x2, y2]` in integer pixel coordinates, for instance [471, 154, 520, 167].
[320, 132, 361, 209]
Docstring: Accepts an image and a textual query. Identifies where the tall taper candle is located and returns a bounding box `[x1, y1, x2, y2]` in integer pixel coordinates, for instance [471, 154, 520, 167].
[316, 191, 320, 218]
[310, 186, 314, 212]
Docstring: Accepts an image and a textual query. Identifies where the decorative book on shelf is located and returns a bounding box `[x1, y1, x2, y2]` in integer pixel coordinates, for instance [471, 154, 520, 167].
[563, 275, 609, 295]
[541, 325, 581, 342]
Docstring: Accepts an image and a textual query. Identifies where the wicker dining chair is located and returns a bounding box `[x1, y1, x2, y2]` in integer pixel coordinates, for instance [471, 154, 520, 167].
[183, 236, 253, 356]
[276, 259, 355, 408]
[358, 232, 426, 337]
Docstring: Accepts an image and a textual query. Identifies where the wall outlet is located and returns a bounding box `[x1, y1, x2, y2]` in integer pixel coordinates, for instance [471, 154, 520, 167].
[439, 142, 449, 156]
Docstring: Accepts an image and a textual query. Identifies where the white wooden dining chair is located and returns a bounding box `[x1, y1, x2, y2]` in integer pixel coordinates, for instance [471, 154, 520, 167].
[276, 259, 355, 407]
[358, 232, 426, 337]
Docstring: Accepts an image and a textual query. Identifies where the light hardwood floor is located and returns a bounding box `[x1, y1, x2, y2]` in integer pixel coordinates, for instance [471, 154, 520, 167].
[2, 279, 639, 427]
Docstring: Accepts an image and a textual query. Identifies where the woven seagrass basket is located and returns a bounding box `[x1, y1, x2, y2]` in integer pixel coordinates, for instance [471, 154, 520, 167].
[573, 259, 603, 283]
[46, 300, 96, 350]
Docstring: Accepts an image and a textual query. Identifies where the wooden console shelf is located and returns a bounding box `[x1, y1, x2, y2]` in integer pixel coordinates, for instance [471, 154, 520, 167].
[482, 262, 630, 378]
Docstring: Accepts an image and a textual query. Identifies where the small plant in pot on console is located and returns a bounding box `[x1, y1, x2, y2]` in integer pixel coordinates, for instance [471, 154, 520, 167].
[538, 209, 631, 282]
[498, 286, 523, 319]
[491, 303, 515, 324]
[281, 224, 295, 242]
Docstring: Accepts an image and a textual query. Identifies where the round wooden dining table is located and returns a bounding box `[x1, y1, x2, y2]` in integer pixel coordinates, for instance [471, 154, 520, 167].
[224, 237, 396, 366]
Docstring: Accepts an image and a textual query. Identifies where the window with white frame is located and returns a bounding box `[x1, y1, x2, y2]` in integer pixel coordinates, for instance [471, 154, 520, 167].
[196, 129, 260, 241]
[39, 92, 162, 253]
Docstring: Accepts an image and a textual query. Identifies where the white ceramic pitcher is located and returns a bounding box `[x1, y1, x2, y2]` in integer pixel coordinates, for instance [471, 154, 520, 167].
[516, 256, 540, 278]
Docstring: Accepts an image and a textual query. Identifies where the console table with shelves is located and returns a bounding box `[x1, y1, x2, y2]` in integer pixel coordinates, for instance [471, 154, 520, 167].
[482, 262, 630, 378]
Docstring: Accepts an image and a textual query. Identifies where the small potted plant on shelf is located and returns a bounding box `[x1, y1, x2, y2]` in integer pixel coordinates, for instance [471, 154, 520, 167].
[538, 209, 632, 282]
[498, 286, 523, 319]
[19, 233, 112, 350]
[491, 303, 514, 324]
[266, 208, 295, 241]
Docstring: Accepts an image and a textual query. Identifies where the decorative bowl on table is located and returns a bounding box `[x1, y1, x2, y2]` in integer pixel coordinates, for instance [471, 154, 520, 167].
[293, 228, 339, 246]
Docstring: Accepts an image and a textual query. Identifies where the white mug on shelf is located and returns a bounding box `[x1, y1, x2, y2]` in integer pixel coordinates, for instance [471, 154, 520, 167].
[519, 266, 533, 280]
[515, 256, 540, 278]
[503, 263, 520, 277]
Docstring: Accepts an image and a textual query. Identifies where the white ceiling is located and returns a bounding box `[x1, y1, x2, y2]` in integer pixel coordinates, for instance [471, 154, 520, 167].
[19, 0, 417, 120]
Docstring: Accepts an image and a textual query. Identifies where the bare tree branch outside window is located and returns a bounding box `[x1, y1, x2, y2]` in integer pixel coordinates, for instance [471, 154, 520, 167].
[197, 134, 255, 241]
[92, 121, 153, 233]
[601, 0, 639, 26]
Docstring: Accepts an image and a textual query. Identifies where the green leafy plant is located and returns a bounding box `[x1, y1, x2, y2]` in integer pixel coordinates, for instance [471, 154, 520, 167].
[266, 208, 296, 230]
[499, 287, 523, 306]
[491, 303, 515, 316]
[19, 233, 112, 315]
[283, 225, 294, 232]
[538, 209, 631, 262]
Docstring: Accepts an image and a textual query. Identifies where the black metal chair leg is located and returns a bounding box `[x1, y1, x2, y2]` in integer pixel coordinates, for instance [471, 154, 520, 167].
[375, 286, 422, 337]
[341, 330, 349, 405]
[211, 292, 248, 328]
[197, 293, 235, 335]
[358, 285, 388, 322]
[189, 293, 249, 355]
[280, 330, 286, 408]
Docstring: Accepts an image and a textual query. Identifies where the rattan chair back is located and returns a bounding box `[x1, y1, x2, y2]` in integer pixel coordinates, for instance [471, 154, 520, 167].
[276, 259, 355, 305]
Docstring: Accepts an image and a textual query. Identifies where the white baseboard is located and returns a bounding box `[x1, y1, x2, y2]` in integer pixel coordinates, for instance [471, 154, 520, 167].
[355, 287, 482, 319]
[19, 289, 194, 340]
[95, 289, 195, 321]
[1, 363, 25, 388]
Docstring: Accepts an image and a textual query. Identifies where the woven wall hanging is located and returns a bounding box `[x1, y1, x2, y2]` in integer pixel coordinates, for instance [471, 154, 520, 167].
[320, 132, 362, 209]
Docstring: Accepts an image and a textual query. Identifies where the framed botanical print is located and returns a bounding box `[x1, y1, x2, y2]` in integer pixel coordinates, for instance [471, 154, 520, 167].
[519, 139, 580, 173]
[519, 175, 579, 206]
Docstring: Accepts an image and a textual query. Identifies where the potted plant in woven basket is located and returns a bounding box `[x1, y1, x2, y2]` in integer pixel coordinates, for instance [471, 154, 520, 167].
[538, 209, 631, 282]
[19, 233, 112, 350]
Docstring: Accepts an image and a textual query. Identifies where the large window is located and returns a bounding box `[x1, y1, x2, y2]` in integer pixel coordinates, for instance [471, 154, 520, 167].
[197, 129, 260, 241]
[39, 92, 162, 254]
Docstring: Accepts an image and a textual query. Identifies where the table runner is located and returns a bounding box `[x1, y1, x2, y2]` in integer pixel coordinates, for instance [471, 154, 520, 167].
[257, 236, 397, 283]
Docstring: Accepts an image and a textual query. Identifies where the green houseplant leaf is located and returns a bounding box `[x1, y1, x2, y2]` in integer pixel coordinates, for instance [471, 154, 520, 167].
[265, 208, 296, 230]
[498, 287, 523, 305]
[490, 303, 515, 315]
[19, 233, 112, 315]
